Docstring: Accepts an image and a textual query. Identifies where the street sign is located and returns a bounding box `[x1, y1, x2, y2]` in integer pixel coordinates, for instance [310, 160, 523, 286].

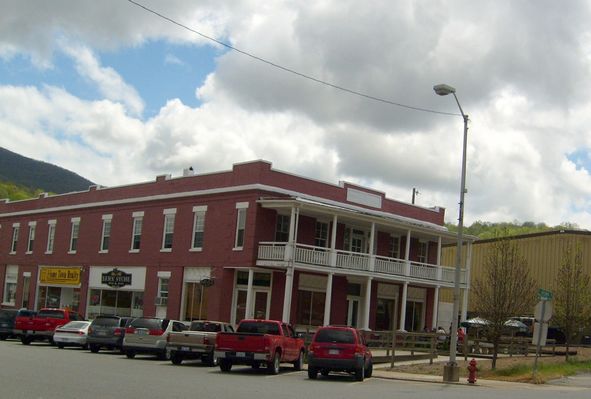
[538, 288, 553, 301]
[534, 301, 553, 322]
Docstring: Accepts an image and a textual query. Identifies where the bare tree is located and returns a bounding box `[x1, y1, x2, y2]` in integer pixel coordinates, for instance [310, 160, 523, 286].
[472, 238, 537, 369]
[553, 242, 591, 360]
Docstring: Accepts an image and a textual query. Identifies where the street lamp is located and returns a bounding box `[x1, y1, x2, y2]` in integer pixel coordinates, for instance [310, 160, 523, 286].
[433, 83, 469, 383]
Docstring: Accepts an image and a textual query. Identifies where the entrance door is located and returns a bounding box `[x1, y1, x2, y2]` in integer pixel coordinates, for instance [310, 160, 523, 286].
[404, 301, 424, 332]
[346, 297, 360, 327]
[253, 291, 269, 319]
[351, 230, 365, 253]
[375, 298, 397, 331]
[234, 289, 247, 323]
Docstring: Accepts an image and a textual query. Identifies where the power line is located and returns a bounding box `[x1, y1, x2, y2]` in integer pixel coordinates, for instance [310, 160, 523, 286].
[127, 0, 460, 117]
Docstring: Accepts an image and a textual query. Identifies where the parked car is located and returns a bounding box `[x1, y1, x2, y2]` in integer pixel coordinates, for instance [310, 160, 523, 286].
[214, 319, 305, 374]
[87, 315, 133, 353]
[307, 326, 373, 381]
[167, 320, 234, 366]
[0, 309, 18, 340]
[17, 308, 84, 345]
[53, 321, 92, 349]
[13, 309, 37, 339]
[123, 317, 188, 360]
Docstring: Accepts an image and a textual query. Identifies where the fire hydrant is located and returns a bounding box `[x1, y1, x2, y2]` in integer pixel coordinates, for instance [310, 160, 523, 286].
[467, 358, 478, 384]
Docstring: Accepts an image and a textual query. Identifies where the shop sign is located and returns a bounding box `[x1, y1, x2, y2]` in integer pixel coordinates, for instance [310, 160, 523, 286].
[39, 267, 81, 286]
[101, 268, 132, 288]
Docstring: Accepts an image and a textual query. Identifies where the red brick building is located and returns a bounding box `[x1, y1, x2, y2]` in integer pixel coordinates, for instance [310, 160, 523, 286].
[0, 160, 473, 331]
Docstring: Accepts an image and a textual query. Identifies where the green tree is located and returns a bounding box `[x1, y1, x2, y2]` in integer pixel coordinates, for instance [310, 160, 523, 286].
[472, 238, 537, 369]
[553, 242, 591, 360]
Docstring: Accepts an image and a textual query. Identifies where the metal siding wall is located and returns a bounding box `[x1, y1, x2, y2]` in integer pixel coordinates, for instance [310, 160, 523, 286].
[441, 232, 591, 313]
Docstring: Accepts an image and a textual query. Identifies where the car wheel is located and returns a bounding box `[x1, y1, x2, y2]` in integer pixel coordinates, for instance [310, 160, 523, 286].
[365, 360, 373, 378]
[21, 336, 31, 345]
[89, 344, 100, 353]
[355, 362, 365, 382]
[204, 354, 218, 367]
[267, 351, 281, 375]
[57, 343, 64, 349]
[321, 370, 330, 377]
[308, 367, 318, 379]
[293, 350, 304, 371]
[171, 353, 183, 365]
[158, 350, 171, 361]
[0, 335, 7, 341]
[126, 350, 136, 359]
[219, 359, 232, 372]
[251, 362, 261, 369]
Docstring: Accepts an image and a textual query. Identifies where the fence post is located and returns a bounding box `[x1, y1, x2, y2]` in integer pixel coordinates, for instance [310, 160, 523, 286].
[430, 335, 436, 365]
[390, 331, 396, 368]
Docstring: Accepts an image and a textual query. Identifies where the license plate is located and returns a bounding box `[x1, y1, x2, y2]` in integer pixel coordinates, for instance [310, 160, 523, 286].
[236, 352, 246, 357]
[137, 329, 148, 335]
[97, 331, 108, 336]
[181, 346, 190, 351]
[329, 349, 339, 355]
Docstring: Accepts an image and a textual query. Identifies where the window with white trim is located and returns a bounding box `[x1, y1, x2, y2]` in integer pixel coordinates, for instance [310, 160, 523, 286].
[158, 278, 169, 299]
[275, 214, 290, 242]
[26, 222, 36, 253]
[100, 215, 112, 252]
[10, 224, 19, 254]
[161, 209, 176, 251]
[234, 203, 249, 249]
[389, 235, 400, 259]
[46, 220, 56, 254]
[314, 221, 328, 248]
[191, 206, 207, 250]
[130, 212, 143, 251]
[417, 241, 428, 263]
[3, 265, 18, 305]
[69, 218, 80, 253]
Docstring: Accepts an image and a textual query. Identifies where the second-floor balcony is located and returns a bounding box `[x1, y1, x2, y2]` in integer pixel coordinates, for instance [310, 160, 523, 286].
[257, 242, 467, 288]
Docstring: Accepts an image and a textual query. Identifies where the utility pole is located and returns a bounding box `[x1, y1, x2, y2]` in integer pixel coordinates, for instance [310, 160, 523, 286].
[412, 188, 420, 204]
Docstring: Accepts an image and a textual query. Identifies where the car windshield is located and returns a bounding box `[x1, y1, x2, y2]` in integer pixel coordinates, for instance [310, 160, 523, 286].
[92, 317, 119, 327]
[237, 322, 280, 335]
[17, 310, 36, 317]
[190, 321, 222, 332]
[0, 311, 17, 320]
[131, 318, 169, 330]
[38, 310, 65, 319]
[315, 329, 355, 344]
[62, 321, 89, 329]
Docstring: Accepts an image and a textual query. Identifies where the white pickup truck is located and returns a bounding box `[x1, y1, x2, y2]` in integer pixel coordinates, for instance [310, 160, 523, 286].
[166, 320, 234, 366]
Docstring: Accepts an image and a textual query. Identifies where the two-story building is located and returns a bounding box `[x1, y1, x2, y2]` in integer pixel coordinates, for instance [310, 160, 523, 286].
[0, 160, 474, 332]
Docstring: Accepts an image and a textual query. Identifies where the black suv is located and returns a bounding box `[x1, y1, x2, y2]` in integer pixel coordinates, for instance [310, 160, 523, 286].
[87, 315, 133, 353]
[0, 309, 18, 340]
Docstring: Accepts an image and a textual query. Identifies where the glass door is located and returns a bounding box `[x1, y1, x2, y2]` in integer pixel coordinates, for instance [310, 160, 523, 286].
[253, 291, 269, 319]
[346, 297, 360, 327]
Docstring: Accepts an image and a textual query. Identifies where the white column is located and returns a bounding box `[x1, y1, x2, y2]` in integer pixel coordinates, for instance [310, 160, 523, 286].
[404, 230, 411, 276]
[329, 215, 338, 267]
[461, 241, 473, 322]
[245, 269, 254, 319]
[282, 267, 294, 322]
[399, 282, 409, 330]
[432, 286, 440, 329]
[362, 277, 372, 330]
[323, 273, 334, 326]
[368, 222, 376, 272]
[436, 236, 443, 281]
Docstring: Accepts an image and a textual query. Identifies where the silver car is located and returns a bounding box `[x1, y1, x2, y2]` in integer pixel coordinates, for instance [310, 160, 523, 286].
[123, 317, 188, 360]
[53, 321, 92, 349]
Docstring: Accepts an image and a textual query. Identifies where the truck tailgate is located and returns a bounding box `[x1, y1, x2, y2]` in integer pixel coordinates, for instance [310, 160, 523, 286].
[216, 333, 268, 353]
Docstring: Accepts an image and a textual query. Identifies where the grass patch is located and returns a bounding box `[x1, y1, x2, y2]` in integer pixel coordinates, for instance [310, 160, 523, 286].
[483, 358, 591, 383]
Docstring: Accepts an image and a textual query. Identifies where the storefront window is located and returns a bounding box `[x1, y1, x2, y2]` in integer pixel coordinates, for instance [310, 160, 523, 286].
[296, 290, 325, 327]
[87, 288, 143, 319]
[36, 286, 80, 311]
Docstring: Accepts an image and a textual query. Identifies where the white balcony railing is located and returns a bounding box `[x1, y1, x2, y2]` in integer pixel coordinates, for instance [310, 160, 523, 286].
[257, 242, 467, 286]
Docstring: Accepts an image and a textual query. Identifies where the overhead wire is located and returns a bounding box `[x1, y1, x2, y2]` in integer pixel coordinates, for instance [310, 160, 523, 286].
[127, 0, 460, 117]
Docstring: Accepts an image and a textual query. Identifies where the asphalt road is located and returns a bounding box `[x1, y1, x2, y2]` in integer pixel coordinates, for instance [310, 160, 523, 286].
[1, 339, 590, 399]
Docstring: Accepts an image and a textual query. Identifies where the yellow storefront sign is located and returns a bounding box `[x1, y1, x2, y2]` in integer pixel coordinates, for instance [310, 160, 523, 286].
[39, 267, 81, 286]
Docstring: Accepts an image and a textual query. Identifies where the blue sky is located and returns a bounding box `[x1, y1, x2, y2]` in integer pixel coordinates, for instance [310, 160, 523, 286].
[2, 1, 591, 228]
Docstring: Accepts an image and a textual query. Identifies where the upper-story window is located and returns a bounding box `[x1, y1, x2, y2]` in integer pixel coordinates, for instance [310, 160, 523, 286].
[315, 221, 328, 248]
[417, 241, 428, 263]
[130, 211, 143, 252]
[69, 217, 80, 253]
[275, 214, 290, 242]
[158, 278, 169, 299]
[161, 209, 176, 251]
[191, 206, 207, 251]
[10, 223, 19, 254]
[344, 228, 365, 253]
[26, 221, 36, 254]
[46, 220, 56, 254]
[234, 202, 249, 250]
[100, 214, 112, 252]
[389, 235, 400, 259]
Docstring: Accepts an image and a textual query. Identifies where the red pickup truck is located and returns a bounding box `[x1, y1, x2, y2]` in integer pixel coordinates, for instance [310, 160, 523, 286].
[214, 319, 305, 374]
[16, 308, 84, 345]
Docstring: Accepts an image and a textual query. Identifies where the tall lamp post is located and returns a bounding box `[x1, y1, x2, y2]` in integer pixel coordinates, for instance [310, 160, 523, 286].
[433, 83, 469, 382]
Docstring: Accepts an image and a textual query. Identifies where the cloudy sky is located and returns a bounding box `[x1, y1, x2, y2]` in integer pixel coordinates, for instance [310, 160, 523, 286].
[1, 0, 591, 228]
